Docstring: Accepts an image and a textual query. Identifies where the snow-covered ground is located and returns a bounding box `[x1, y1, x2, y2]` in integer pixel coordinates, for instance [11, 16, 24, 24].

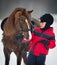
[0, 15, 57, 65]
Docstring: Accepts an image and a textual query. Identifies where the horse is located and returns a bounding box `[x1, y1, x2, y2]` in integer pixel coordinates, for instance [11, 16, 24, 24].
[1, 8, 33, 65]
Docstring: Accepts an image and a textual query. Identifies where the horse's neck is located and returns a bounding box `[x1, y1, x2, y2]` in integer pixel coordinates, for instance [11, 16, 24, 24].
[3, 19, 16, 37]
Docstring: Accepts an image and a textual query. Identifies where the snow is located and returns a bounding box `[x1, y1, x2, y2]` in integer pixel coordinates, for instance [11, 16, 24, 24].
[0, 15, 57, 65]
[46, 15, 57, 65]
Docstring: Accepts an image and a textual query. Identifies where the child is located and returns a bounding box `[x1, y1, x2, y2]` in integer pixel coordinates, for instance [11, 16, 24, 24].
[22, 13, 56, 65]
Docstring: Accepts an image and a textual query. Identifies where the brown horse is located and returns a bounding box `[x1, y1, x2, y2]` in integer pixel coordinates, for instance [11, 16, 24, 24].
[1, 8, 33, 65]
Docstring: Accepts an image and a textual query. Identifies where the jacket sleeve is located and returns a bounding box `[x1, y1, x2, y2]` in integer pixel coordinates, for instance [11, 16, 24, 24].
[48, 34, 56, 49]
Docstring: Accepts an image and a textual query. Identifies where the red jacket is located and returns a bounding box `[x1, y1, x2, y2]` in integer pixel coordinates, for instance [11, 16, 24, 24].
[22, 27, 56, 56]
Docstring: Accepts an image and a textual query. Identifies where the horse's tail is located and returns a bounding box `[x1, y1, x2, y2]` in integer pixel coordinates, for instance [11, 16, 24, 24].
[1, 17, 8, 31]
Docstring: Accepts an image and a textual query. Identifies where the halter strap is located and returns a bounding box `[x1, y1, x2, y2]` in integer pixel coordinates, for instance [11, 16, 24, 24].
[20, 29, 31, 32]
[18, 16, 32, 33]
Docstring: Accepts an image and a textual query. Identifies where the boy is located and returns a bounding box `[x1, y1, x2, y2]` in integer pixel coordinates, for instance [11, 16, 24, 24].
[22, 13, 56, 65]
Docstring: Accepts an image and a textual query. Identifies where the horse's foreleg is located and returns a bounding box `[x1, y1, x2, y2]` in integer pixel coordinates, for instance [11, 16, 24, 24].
[15, 51, 22, 65]
[22, 50, 27, 65]
[4, 48, 11, 65]
[17, 55, 22, 65]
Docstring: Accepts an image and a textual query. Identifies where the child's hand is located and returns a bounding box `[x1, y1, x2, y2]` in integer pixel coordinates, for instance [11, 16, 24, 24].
[39, 40, 50, 50]
[22, 39, 30, 43]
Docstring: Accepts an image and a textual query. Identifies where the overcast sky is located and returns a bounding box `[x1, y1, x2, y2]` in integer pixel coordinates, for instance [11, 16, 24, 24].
[0, 0, 57, 19]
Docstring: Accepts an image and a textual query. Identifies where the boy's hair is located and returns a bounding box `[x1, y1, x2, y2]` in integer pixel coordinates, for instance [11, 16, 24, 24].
[40, 13, 54, 25]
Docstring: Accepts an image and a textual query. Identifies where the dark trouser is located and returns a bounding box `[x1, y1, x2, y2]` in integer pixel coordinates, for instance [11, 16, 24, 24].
[27, 51, 46, 65]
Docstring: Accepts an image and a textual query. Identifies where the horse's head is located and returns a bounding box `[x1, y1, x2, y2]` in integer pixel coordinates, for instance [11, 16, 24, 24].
[3, 8, 33, 40]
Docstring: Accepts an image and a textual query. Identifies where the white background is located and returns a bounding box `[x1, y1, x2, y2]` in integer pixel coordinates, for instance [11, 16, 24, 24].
[0, 15, 57, 65]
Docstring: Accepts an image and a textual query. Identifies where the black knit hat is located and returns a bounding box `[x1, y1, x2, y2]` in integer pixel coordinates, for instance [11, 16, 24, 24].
[40, 14, 54, 25]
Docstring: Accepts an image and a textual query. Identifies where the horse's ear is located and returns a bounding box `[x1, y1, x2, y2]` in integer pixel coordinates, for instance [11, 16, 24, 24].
[28, 10, 33, 14]
[22, 9, 26, 13]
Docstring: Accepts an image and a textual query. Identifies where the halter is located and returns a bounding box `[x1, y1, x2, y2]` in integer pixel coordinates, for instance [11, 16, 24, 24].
[17, 16, 31, 34]
[15, 15, 32, 40]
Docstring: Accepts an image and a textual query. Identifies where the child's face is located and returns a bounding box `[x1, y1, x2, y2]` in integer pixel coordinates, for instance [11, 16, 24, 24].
[40, 22, 46, 29]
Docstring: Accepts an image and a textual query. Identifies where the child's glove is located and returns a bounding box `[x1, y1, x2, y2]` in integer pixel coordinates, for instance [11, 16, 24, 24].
[39, 40, 50, 50]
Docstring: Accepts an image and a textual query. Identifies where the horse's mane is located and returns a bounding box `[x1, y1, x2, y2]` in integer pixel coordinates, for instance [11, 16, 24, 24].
[2, 8, 27, 36]
[8, 8, 27, 22]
